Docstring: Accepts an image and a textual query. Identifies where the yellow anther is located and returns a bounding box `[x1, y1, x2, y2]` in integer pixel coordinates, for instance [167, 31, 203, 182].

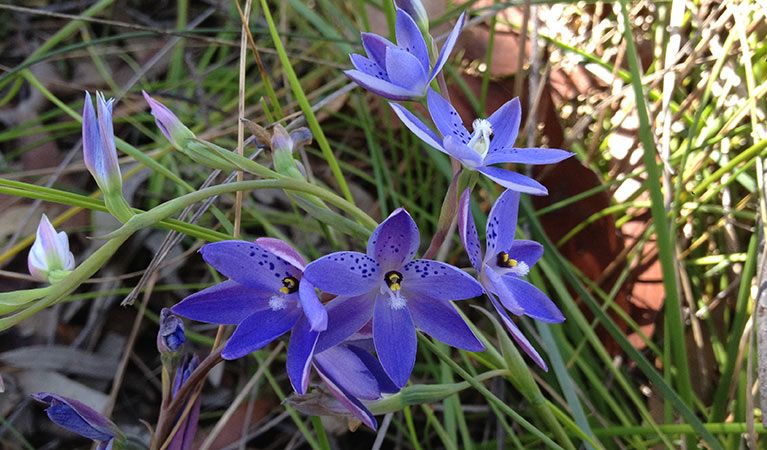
[279, 286, 290, 294]
[509, 259, 518, 267]
[390, 283, 401, 291]
[497, 252, 518, 268]
[280, 276, 299, 294]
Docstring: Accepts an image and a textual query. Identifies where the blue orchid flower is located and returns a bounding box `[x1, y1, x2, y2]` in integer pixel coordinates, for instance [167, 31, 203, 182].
[171, 237, 327, 395]
[32, 393, 123, 450]
[344, 9, 465, 100]
[391, 89, 574, 195]
[82, 92, 122, 197]
[458, 188, 565, 370]
[303, 208, 485, 388]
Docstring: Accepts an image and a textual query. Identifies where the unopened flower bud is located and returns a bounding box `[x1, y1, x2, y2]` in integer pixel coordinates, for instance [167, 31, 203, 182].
[395, 0, 429, 34]
[158, 308, 185, 355]
[32, 392, 125, 448]
[28, 214, 75, 284]
[142, 91, 196, 152]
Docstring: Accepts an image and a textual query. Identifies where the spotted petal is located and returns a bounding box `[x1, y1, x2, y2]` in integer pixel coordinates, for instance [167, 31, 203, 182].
[361, 32, 395, 70]
[408, 293, 485, 351]
[484, 147, 574, 166]
[427, 88, 470, 145]
[303, 251, 381, 297]
[458, 188, 484, 272]
[428, 11, 466, 83]
[199, 241, 300, 292]
[477, 166, 548, 196]
[255, 237, 307, 270]
[390, 103, 444, 151]
[344, 69, 422, 101]
[315, 292, 376, 353]
[395, 8, 429, 72]
[385, 46, 428, 94]
[350, 53, 389, 81]
[222, 304, 301, 359]
[287, 316, 319, 395]
[488, 296, 547, 370]
[486, 97, 521, 153]
[367, 209, 419, 272]
[172, 280, 271, 325]
[402, 259, 482, 300]
[374, 292, 417, 387]
[485, 189, 520, 260]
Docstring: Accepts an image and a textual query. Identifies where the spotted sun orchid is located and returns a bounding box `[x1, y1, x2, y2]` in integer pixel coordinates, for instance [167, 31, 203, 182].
[171, 237, 327, 394]
[391, 89, 574, 195]
[458, 188, 565, 370]
[28, 214, 75, 284]
[167, 354, 201, 450]
[32, 393, 124, 450]
[344, 8, 465, 101]
[303, 208, 485, 388]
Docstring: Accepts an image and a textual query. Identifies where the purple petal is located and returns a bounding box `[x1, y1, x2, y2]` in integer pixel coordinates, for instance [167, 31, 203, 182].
[314, 360, 378, 429]
[395, 8, 430, 72]
[476, 166, 548, 195]
[389, 103, 444, 151]
[486, 97, 521, 153]
[373, 293, 417, 387]
[509, 240, 543, 268]
[346, 345, 400, 394]
[299, 280, 327, 331]
[444, 136, 484, 169]
[402, 259, 482, 300]
[95, 93, 117, 164]
[314, 345, 380, 400]
[350, 53, 389, 81]
[367, 209, 419, 272]
[344, 70, 422, 101]
[408, 293, 485, 351]
[498, 276, 565, 323]
[222, 305, 302, 359]
[303, 251, 381, 297]
[429, 11, 466, 83]
[32, 393, 116, 442]
[489, 296, 548, 370]
[457, 188, 484, 272]
[255, 237, 307, 270]
[427, 89, 470, 145]
[361, 32, 395, 69]
[142, 91, 174, 142]
[484, 147, 574, 166]
[484, 267, 524, 315]
[385, 46, 428, 94]
[171, 280, 271, 325]
[485, 189, 520, 259]
[199, 241, 301, 292]
[287, 316, 319, 395]
[315, 292, 376, 353]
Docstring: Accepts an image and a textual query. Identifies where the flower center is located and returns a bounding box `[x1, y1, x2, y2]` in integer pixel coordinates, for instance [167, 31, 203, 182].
[468, 119, 493, 158]
[279, 276, 299, 294]
[496, 252, 529, 277]
[269, 295, 288, 311]
[383, 271, 407, 310]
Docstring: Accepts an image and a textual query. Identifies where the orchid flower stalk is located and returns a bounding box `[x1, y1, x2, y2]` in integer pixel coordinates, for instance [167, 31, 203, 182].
[82, 92, 134, 222]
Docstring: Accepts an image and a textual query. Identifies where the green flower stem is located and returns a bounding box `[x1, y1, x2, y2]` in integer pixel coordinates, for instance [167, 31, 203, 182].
[0, 286, 55, 313]
[105, 179, 377, 240]
[368, 369, 509, 414]
[0, 234, 130, 331]
[105, 191, 136, 223]
[417, 334, 563, 449]
[259, 0, 356, 206]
